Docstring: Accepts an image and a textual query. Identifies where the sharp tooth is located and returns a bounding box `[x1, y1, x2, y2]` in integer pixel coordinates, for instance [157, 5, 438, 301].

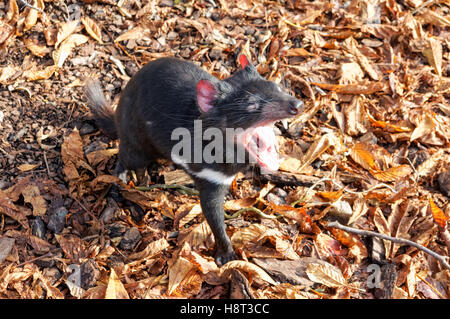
[281, 119, 288, 130]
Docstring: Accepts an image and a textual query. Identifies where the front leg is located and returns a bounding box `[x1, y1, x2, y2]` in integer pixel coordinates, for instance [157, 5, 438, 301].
[196, 178, 236, 266]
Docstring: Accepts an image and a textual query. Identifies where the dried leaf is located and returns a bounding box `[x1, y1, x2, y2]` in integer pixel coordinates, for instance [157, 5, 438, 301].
[306, 262, 347, 288]
[17, 163, 39, 172]
[218, 260, 277, 285]
[55, 20, 80, 48]
[428, 197, 448, 229]
[22, 184, 46, 216]
[24, 0, 44, 32]
[53, 34, 89, 67]
[105, 269, 130, 299]
[81, 16, 103, 44]
[350, 142, 379, 171]
[24, 65, 59, 81]
[371, 165, 413, 182]
[311, 81, 385, 94]
[0, 191, 30, 229]
[422, 37, 442, 77]
[23, 38, 51, 57]
[128, 238, 169, 260]
[115, 26, 150, 43]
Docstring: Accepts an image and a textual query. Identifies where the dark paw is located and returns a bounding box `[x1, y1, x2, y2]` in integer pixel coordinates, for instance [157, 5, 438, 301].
[215, 250, 236, 266]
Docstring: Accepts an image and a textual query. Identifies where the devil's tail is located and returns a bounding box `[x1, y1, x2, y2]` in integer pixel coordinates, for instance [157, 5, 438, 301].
[84, 78, 118, 139]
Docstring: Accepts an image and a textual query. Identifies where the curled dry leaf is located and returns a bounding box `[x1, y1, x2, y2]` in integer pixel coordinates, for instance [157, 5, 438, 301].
[306, 262, 347, 288]
[85, 148, 119, 167]
[128, 238, 169, 260]
[218, 260, 277, 285]
[23, 38, 51, 57]
[17, 163, 39, 172]
[55, 20, 80, 48]
[428, 197, 448, 229]
[24, 65, 59, 82]
[311, 81, 386, 94]
[178, 220, 214, 252]
[371, 164, 413, 182]
[6, 0, 19, 25]
[0, 65, 20, 85]
[81, 16, 103, 44]
[167, 254, 203, 296]
[22, 184, 46, 216]
[422, 37, 442, 77]
[350, 142, 379, 171]
[115, 25, 150, 43]
[53, 34, 89, 67]
[24, 0, 44, 32]
[283, 132, 342, 174]
[0, 190, 30, 229]
[177, 204, 203, 229]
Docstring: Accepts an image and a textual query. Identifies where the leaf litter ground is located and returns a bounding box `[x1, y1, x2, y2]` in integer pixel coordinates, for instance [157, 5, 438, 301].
[0, 0, 449, 299]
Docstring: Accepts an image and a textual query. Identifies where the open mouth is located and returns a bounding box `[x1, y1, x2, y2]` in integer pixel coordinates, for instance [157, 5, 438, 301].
[238, 124, 279, 172]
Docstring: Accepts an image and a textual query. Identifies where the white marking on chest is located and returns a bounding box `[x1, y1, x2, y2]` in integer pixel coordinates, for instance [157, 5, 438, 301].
[192, 168, 235, 185]
[172, 154, 235, 185]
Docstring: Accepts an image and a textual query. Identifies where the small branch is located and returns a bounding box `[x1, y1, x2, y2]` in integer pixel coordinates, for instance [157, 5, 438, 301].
[224, 206, 280, 220]
[327, 221, 450, 270]
[291, 176, 395, 207]
[18, 0, 44, 13]
[135, 184, 199, 196]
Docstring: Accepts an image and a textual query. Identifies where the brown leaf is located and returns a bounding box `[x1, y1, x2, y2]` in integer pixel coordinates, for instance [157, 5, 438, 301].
[218, 260, 277, 285]
[24, 0, 44, 32]
[114, 25, 150, 43]
[285, 47, 311, 57]
[350, 142, 380, 171]
[6, 0, 19, 25]
[53, 34, 89, 67]
[85, 148, 118, 167]
[23, 38, 51, 57]
[55, 234, 86, 262]
[24, 65, 59, 81]
[316, 188, 344, 202]
[128, 238, 169, 260]
[311, 81, 385, 94]
[17, 163, 39, 172]
[422, 37, 443, 77]
[22, 184, 46, 216]
[371, 165, 413, 182]
[81, 16, 103, 44]
[105, 269, 130, 299]
[0, 191, 30, 229]
[306, 262, 347, 288]
[428, 197, 448, 229]
[55, 20, 80, 48]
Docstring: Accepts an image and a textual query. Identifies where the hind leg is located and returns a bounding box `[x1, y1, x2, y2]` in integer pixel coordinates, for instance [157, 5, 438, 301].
[115, 136, 152, 180]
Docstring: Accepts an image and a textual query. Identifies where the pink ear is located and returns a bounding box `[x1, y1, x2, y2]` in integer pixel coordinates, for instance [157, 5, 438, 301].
[196, 80, 216, 113]
[239, 54, 250, 68]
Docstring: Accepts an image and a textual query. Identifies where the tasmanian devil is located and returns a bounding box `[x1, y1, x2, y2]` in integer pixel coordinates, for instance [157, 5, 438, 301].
[84, 55, 304, 265]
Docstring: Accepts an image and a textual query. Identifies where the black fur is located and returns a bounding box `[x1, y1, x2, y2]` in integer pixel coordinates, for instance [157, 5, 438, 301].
[85, 57, 304, 265]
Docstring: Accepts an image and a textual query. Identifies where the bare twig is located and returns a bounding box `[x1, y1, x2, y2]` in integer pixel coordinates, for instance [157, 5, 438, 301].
[327, 221, 450, 270]
[135, 184, 199, 196]
[18, 0, 44, 13]
[224, 206, 280, 220]
[291, 176, 396, 206]
[43, 151, 51, 177]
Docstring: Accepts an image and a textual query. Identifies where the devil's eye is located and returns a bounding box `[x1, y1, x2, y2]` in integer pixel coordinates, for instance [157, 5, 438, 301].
[247, 95, 259, 111]
[247, 103, 259, 111]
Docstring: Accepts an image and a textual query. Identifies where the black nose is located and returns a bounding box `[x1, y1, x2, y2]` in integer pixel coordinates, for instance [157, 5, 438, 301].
[288, 100, 303, 115]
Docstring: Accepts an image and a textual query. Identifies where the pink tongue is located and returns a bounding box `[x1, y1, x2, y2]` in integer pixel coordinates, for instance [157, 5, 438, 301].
[250, 126, 279, 172]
